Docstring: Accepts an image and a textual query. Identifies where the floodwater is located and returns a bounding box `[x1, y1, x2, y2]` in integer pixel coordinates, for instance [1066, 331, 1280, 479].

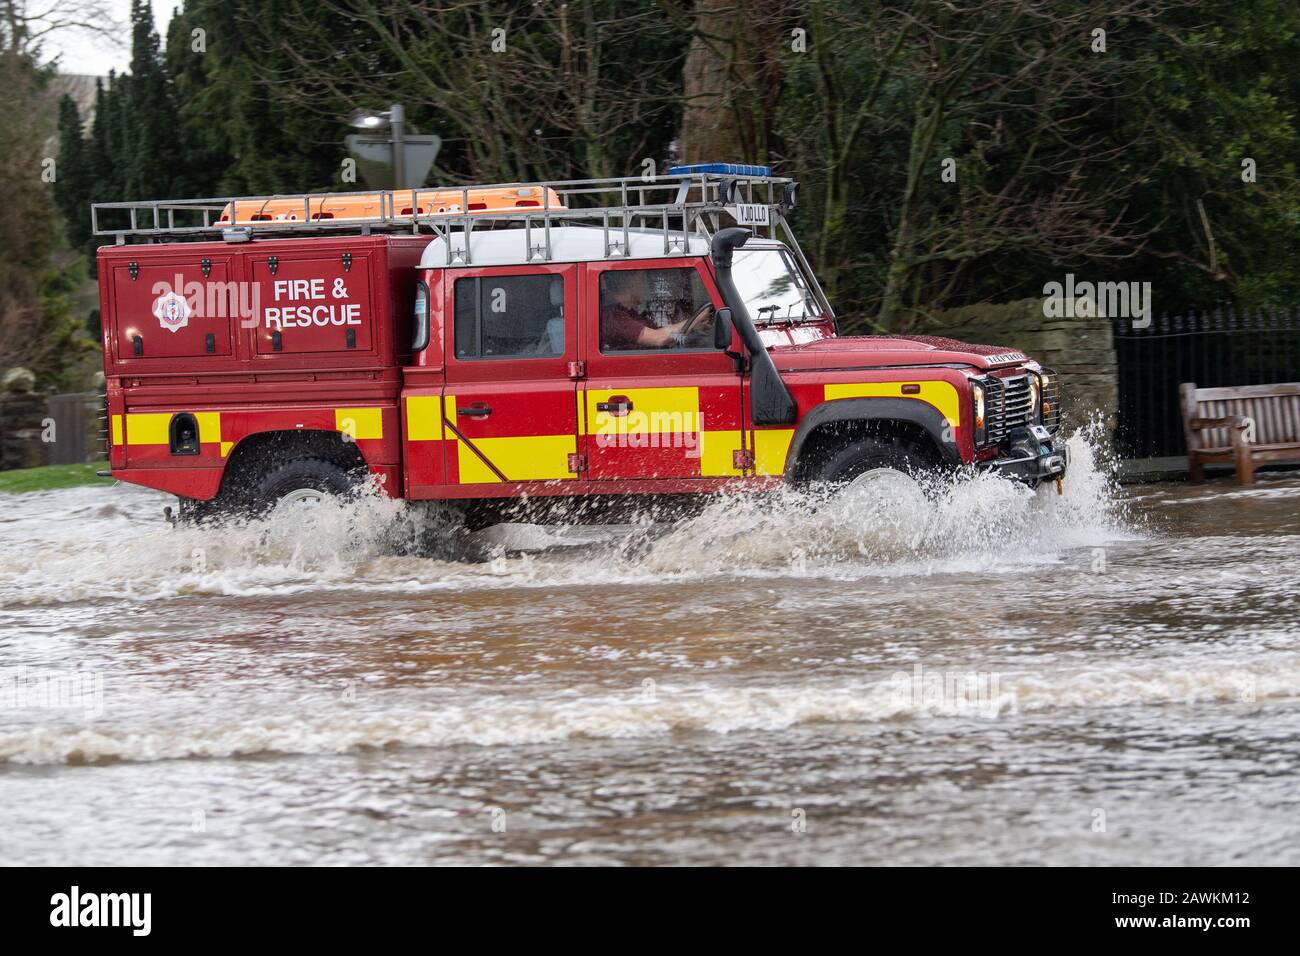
[2, 434, 1298, 866]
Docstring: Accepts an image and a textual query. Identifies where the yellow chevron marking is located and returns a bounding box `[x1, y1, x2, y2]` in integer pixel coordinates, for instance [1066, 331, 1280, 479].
[585, 387, 699, 437]
[124, 412, 220, 445]
[405, 396, 443, 441]
[823, 381, 960, 428]
[457, 434, 577, 483]
[699, 429, 744, 477]
[456, 440, 500, 483]
[753, 429, 795, 476]
[438, 395, 576, 482]
[334, 407, 383, 441]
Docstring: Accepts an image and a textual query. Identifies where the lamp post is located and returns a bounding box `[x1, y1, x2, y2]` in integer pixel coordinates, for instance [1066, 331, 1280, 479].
[388, 104, 406, 189]
[347, 104, 406, 187]
[345, 104, 439, 191]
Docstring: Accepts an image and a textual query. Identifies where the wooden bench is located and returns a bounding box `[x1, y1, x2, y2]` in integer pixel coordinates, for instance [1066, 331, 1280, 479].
[1180, 382, 1300, 485]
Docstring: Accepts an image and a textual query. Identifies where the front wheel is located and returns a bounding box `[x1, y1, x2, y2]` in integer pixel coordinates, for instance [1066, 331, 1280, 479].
[817, 435, 944, 481]
[814, 434, 951, 506]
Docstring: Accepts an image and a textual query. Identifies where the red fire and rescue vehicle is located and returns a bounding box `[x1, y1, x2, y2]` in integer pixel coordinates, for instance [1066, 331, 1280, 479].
[93, 164, 1067, 525]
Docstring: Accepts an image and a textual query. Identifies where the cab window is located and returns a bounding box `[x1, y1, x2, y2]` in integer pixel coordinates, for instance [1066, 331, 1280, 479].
[454, 274, 564, 359]
[599, 267, 716, 353]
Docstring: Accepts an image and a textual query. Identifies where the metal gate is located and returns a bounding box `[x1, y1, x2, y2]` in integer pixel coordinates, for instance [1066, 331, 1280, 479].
[1113, 306, 1300, 459]
[45, 392, 102, 465]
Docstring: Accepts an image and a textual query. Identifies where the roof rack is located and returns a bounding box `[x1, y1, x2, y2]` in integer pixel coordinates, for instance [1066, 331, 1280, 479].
[91, 168, 827, 316]
[93, 169, 796, 250]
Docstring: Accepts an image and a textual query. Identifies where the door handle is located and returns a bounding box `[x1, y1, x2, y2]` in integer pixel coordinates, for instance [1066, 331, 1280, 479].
[457, 403, 492, 418]
[597, 395, 633, 416]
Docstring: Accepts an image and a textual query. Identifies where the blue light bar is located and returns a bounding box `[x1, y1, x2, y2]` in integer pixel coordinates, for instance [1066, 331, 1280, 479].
[668, 163, 772, 177]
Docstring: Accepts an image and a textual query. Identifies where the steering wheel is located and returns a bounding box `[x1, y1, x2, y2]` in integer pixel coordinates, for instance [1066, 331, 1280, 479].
[677, 303, 716, 340]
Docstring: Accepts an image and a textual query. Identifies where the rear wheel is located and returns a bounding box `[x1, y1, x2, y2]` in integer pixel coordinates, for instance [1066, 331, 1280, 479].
[251, 457, 364, 515]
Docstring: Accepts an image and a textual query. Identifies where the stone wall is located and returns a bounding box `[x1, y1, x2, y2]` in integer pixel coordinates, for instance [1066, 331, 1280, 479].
[0, 393, 49, 470]
[928, 298, 1118, 431]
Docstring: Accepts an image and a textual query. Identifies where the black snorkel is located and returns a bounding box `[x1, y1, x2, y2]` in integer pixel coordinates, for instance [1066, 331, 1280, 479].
[711, 227, 799, 426]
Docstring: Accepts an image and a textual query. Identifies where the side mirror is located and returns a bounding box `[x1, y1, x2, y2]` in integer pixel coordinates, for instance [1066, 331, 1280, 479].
[713, 307, 734, 351]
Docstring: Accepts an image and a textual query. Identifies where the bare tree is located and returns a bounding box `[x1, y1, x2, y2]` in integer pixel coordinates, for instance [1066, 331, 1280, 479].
[1, 0, 119, 58]
[243, 0, 686, 185]
[675, 0, 796, 165]
[0, 0, 116, 379]
[778, 0, 1181, 329]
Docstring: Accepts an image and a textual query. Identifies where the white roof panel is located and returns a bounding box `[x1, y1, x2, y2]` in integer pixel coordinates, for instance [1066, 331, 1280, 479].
[418, 226, 711, 269]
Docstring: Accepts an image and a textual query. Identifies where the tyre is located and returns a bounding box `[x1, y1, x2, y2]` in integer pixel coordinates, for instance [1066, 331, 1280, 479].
[816, 434, 941, 482]
[814, 434, 949, 503]
[249, 457, 364, 515]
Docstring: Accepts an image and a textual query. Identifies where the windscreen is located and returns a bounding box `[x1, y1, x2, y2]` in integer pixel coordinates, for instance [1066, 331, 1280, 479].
[731, 246, 823, 324]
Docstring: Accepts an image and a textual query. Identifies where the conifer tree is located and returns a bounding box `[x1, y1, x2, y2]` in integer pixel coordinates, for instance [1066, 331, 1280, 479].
[54, 94, 91, 252]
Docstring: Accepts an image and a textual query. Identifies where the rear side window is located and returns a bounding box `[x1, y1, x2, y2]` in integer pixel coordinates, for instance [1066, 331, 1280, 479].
[412, 280, 430, 351]
[453, 274, 564, 359]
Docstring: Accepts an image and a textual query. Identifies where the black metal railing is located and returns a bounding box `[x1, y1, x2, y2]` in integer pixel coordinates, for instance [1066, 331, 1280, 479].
[1113, 305, 1300, 459]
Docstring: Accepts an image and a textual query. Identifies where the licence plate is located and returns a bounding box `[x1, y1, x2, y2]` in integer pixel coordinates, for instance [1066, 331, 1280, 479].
[729, 204, 770, 226]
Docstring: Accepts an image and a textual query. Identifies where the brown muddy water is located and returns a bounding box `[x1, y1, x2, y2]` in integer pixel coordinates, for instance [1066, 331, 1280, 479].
[2, 434, 1298, 865]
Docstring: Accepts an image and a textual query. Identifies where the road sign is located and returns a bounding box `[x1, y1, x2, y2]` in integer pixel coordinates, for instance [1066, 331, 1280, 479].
[345, 133, 441, 190]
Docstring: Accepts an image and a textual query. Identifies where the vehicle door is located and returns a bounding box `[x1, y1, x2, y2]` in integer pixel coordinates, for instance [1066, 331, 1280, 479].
[440, 264, 580, 486]
[580, 258, 747, 480]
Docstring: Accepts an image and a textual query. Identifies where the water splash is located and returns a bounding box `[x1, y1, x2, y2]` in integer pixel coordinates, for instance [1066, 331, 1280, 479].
[0, 653, 1287, 765]
[633, 426, 1129, 576]
[0, 427, 1131, 603]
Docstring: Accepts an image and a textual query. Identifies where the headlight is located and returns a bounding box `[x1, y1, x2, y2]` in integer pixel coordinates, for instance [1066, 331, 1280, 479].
[972, 382, 986, 446]
[1028, 373, 1041, 423]
[1039, 373, 1053, 425]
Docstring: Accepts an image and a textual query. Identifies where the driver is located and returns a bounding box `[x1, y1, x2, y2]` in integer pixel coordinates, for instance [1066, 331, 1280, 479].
[601, 270, 713, 350]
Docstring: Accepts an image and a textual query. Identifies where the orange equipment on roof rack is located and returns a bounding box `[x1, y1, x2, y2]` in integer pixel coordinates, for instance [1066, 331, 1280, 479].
[216, 186, 566, 225]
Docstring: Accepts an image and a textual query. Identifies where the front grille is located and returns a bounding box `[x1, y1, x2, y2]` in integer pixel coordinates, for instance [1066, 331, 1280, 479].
[985, 374, 1033, 444]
